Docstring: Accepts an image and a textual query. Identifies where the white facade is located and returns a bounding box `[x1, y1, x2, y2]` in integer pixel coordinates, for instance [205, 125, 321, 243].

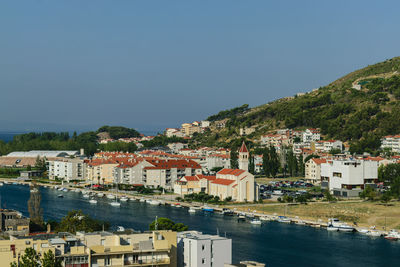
[205, 155, 231, 172]
[321, 159, 378, 191]
[314, 140, 343, 153]
[47, 158, 86, 182]
[302, 129, 321, 143]
[177, 231, 232, 267]
[381, 135, 400, 153]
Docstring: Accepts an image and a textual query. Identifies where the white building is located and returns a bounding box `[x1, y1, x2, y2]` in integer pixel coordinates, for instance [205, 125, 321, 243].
[47, 158, 86, 182]
[321, 159, 378, 197]
[167, 142, 188, 153]
[302, 129, 321, 143]
[165, 128, 184, 138]
[314, 140, 343, 153]
[201, 121, 211, 128]
[177, 231, 232, 267]
[381, 135, 400, 153]
[304, 158, 327, 184]
[205, 154, 231, 173]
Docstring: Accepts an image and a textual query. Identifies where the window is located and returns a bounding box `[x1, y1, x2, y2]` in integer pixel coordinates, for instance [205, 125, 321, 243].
[105, 256, 111, 266]
[202, 244, 205, 251]
[333, 172, 342, 178]
[101, 239, 105, 245]
[202, 258, 206, 264]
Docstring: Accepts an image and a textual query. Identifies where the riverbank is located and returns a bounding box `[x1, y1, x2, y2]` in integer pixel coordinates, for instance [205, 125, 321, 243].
[2, 177, 399, 234]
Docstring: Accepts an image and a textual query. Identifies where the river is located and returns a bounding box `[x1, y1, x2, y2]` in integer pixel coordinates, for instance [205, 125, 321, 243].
[1, 184, 399, 266]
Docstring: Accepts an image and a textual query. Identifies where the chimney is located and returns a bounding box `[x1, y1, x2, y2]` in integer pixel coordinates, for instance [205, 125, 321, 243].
[80, 148, 85, 156]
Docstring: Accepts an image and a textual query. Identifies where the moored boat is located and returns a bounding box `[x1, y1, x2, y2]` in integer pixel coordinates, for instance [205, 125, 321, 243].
[384, 230, 400, 241]
[328, 218, 355, 232]
[188, 207, 196, 213]
[203, 206, 214, 212]
[89, 198, 97, 204]
[250, 218, 262, 225]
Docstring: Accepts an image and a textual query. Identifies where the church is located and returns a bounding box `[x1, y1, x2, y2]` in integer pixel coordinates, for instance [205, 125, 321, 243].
[209, 142, 258, 202]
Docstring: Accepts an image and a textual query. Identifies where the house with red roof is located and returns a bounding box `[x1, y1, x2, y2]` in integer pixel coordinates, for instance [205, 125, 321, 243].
[305, 158, 328, 184]
[208, 168, 257, 202]
[173, 174, 216, 195]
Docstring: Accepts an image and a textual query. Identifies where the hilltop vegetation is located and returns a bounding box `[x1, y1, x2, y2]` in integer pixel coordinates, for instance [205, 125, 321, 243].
[0, 126, 141, 156]
[194, 57, 400, 153]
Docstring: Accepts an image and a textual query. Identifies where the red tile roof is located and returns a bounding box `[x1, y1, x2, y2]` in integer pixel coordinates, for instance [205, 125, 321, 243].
[211, 178, 235, 186]
[239, 141, 248, 153]
[217, 168, 246, 176]
[312, 158, 327, 165]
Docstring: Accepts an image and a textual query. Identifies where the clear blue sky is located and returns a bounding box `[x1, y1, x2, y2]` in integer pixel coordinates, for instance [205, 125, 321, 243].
[1, 0, 399, 133]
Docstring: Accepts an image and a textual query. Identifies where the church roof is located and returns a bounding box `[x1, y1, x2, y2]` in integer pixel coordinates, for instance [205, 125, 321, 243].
[239, 141, 248, 153]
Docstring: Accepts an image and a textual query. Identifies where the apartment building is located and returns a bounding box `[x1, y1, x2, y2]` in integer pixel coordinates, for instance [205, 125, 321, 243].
[381, 135, 400, 153]
[302, 129, 321, 143]
[177, 231, 231, 267]
[0, 231, 176, 267]
[0, 209, 30, 236]
[144, 159, 202, 189]
[321, 159, 378, 197]
[86, 159, 119, 184]
[304, 158, 327, 184]
[205, 154, 231, 172]
[313, 140, 343, 153]
[47, 158, 86, 182]
[113, 159, 154, 185]
[181, 123, 201, 137]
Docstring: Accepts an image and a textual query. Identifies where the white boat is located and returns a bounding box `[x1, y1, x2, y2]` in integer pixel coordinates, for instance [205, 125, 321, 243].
[89, 199, 97, 204]
[295, 220, 306, 225]
[117, 226, 125, 232]
[328, 218, 354, 232]
[250, 219, 262, 225]
[260, 216, 271, 221]
[120, 196, 129, 202]
[188, 207, 196, 213]
[327, 226, 339, 231]
[97, 193, 104, 197]
[385, 230, 400, 240]
[107, 194, 115, 199]
[110, 201, 121, 207]
[277, 216, 291, 223]
[358, 228, 369, 234]
[0, 182, 4, 186]
[149, 200, 161, 205]
[139, 198, 146, 203]
[83, 194, 90, 199]
[74, 189, 81, 193]
[366, 230, 381, 237]
[62, 188, 68, 192]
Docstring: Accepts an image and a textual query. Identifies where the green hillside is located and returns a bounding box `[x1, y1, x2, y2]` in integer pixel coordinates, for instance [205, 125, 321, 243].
[192, 57, 400, 153]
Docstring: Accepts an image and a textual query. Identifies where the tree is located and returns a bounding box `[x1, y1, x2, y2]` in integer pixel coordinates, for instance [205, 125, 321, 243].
[27, 165, 32, 171]
[41, 250, 62, 267]
[380, 191, 392, 205]
[324, 190, 336, 202]
[230, 150, 238, 169]
[55, 210, 109, 233]
[378, 163, 400, 197]
[149, 217, 188, 232]
[359, 185, 377, 201]
[28, 184, 44, 231]
[248, 154, 255, 174]
[11, 247, 40, 267]
[262, 146, 279, 177]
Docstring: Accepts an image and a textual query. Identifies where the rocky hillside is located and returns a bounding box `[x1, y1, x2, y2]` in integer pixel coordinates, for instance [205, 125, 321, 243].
[192, 57, 400, 153]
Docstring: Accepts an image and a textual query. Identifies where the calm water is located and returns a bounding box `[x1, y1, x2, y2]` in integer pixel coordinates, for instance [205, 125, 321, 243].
[1, 184, 399, 266]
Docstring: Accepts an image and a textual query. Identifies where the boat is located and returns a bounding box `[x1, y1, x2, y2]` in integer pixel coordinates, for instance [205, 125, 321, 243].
[116, 226, 125, 232]
[295, 220, 306, 225]
[30, 188, 39, 193]
[149, 200, 161, 205]
[83, 194, 90, 199]
[366, 230, 381, 237]
[74, 189, 81, 193]
[110, 201, 121, 207]
[89, 198, 98, 204]
[107, 194, 115, 199]
[246, 213, 255, 219]
[62, 188, 68, 192]
[385, 230, 400, 241]
[260, 216, 271, 221]
[202, 206, 214, 212]
[221, 208, 234, 216]
[188, 207, 196, 213]
[327, 225, 339, 231]
[57, 194, 64, 198]
[277, 216, 291, 223]
[139, 198, 146, 203]
[250, 219, 262, 225]
[328, 218, 355, 232]
[97, 193, 104, 197]
[0, 182, 4, 186]
[120, 196, 129, 202]
[358, 228, 369, 234]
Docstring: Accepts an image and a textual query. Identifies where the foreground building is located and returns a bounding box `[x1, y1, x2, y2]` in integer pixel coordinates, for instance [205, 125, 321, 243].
[47, 158, 86, 182]
[304, 158, 327, 184]
[0, 209, 30, 236]
[177, 231, 231, 267]
[0, 230, 177, 267]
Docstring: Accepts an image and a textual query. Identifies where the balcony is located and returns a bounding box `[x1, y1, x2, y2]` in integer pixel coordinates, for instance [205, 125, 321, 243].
[123, 258, 170, 266]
